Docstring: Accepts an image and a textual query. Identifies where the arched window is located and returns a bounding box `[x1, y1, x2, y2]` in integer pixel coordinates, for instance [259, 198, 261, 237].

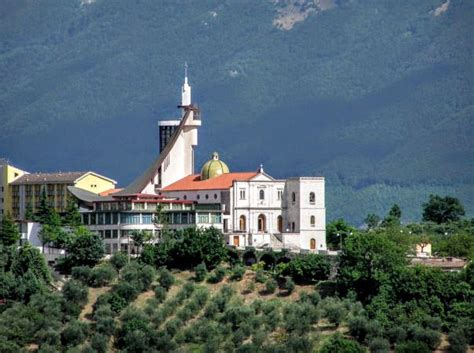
[277, 215, 283, 233]
[309, 192, 315, 204]
[291, 192, 296, 204]
[258, 214, 266, 232]
[310, 238, 316, 250]
[310, 215, 315, 227]
[239, 215, 246, 232]
[259, 189, 265, 200]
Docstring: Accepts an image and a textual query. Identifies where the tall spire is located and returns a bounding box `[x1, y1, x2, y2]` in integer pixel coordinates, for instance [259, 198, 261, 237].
[181, 62, 191, 106]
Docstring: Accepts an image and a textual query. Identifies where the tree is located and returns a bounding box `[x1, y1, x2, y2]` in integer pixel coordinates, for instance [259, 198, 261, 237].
[62, 227, 105, 269]
[131, 230, 153, 254]
[35, 189, 55, 225]
[423, 195, 465, 224]
[382, 204, 402, 227]
[63, 196, 82, 227]
[11, 243, 51, 283]
[282, 254, 331, 283]
[319, 333, 365, 353]
[365, 213, 381, 229]
[0, 213, 20, 246]
[338, 232, 407, 302]
[326, 219, 355, 249]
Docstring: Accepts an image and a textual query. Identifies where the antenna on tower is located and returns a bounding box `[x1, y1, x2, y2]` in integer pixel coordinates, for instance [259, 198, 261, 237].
[184, 61, 188, 84]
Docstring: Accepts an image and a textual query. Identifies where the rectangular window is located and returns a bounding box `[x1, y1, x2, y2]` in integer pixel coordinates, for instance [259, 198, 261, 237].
[105, 213, 111, 224]
[211, 214, 222, 224]
[277, 189, 283, 200]
[98, 214, 104, 225]
[105, 230, 111, 239]
[142, 214, 152, 224]
[90, 213, 96, 225]
[112, 230, 118, 238]
[198, 214, 209, 224]
[239, 189, 246, 200]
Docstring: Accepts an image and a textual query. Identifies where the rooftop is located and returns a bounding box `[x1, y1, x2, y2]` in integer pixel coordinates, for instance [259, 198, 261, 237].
[10, 171, 117, 185]
[162, 172, 258, 191]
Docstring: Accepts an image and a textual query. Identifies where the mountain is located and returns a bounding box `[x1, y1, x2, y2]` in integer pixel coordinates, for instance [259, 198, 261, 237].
[0, 0, 473, 224]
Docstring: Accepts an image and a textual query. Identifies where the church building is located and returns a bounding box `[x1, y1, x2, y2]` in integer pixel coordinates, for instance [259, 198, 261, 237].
[75, 70, 327, 253]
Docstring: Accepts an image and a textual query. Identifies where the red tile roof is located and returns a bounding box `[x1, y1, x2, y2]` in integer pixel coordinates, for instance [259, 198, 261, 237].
[162, 172, 258, 191]
[99, 188, 123, 196]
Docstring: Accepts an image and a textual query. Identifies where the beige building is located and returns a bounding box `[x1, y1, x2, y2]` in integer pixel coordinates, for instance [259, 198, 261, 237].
[0, 159, 28, 220]
[10, 171, 116, 220]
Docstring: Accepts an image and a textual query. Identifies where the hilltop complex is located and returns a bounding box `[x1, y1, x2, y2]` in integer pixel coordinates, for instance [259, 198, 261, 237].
[1, 72, 326, 253]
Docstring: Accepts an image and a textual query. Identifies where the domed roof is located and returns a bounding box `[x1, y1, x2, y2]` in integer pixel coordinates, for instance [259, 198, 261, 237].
[201, 152, 230, 180]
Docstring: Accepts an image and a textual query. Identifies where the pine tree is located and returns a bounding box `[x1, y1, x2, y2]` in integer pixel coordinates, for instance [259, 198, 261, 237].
[0, 213, 21, 246]
[36, 189, 54, 225]
[64, 196, 82, 227]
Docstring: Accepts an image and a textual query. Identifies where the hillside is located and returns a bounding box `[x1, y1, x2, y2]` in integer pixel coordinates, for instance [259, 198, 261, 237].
[0, 0, 473, 223]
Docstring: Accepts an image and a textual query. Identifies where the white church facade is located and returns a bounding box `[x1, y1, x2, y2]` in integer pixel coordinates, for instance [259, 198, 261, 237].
[74, 71, 327, 253]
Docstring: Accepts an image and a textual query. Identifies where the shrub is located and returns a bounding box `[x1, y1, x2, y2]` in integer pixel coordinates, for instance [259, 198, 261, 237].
[61, 320, 88, 347]
[114, 281, 139, 302]
[322, 299, 347, 327]
[158, 268, 175, 290]
[319, 333, 365, 353]
[89, 264, 116, 287]
[208, 266, 226, 283]
[110, 251, 128, 270]
[448, 328, 468, 353]
[255, 269, 267, 283]
[230, 265, 246, 281]
[395, 341, 431, 353]
[387, 326, 407, 344]
[283, 254, 331, 283]
[244, 280, 256, 293]
[265, 278, 277, 294]
[90, 333, 108, 353]
[348, 315, 369, 343]
[369, 337, 390, 353]
[154, 285, 167, 302]
[194, 263, 207, 282]
[410, 326, 441, 350]
[71, 266, 91, 284]
[93, 305, 115, 335]
[283, 277, 295, 294]
[62, 279, 88, 306]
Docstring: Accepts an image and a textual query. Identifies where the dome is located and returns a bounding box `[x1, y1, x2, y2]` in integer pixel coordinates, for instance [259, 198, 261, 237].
[201, 152, 230, 180]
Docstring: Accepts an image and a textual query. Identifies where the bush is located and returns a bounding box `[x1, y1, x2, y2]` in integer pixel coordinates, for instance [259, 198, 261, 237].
[61, 320, 88, 347]
[448, 328, 468, 353]
[230, 265, 245, 281]
[387, 326, 407, 344]
[322, 299, 347, 327]
[62, 279, 88, 306]
[158, 268, 175, 290]
[208, 266, 226, 283]
[110, 251, 128, 270]
[265, 278, 277, 294]
[348, 315, 369, 343]
[255, 270, 267, 283]
[244, 280, 256, 294]
[90, 333, 108, 353]
[410, 326, 441, 350]
[71, 266, 91, 284]
[89, 264, 116, 287]
[114, 281, 139, 302]
[319, 333, 365, 353]
[283, 277, 295, 294]
[194, 263, 207, 282]
[395, 341, 431, 353]
[154, 285, 167, 302]
[283, 254, 331, 283]
[369, 337, 390, 353]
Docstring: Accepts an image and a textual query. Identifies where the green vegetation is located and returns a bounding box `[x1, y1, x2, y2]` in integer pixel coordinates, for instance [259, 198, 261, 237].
[0, 195, 472, 351]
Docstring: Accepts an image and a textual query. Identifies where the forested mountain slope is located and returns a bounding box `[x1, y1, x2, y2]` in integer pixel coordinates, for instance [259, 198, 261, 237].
[0, 0, 472, 223]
